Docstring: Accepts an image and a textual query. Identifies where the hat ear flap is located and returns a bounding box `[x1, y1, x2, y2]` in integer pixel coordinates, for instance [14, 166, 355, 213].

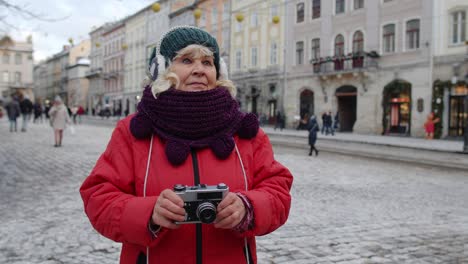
[218, 57, 228, 80]
[149, 54, 167, 81]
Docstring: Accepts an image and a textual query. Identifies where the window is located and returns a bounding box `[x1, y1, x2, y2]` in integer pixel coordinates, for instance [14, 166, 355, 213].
[406, 19, 420, 50]
[2, 71, 8, 82]
[270, 42, 278, 65]
[336, 0, 345, 14]
[15, 53, 22, 65]
[312, 0, 321, 19]
[334, 35, 345, 56]
[223, 3, 229, 20]
[271, 4, 279, 17]
[236, 50, 242, 70]
[14, 72, 21, 83]
[2, 53, 9, 64]
[352, 31, 364, 53]
[451, 11, 466, 44]
[296, 41, 304, 65]
[200, 14, 206, 28]
[383, 24, 395, 53]
[212, 7, 218, 23]
[311, 38, 320, 59]
[251, 11, 258, 27]
[354, 0, 364, 9]
[236, 21, 242, 32]
[297, 3, 304, 23]
[251, 47, 258, 67]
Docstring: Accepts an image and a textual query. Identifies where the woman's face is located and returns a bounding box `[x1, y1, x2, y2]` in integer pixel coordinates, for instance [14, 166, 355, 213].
[171, 54, 217, 92]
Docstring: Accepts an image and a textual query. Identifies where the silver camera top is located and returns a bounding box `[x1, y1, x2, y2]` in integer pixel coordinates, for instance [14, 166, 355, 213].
[174, 183, 228, 202]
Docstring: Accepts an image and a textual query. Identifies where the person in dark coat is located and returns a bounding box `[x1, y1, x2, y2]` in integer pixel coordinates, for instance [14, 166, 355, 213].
[19, 95, 33, 132]
[274, 110, 285, 131]
[307, 115, 320, 156]
[5, 96, 21, 132]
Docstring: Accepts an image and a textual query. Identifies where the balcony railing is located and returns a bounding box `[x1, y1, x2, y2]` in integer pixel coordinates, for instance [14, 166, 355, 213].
[85, 67, 102, 78]
[311, 52, 379, 75]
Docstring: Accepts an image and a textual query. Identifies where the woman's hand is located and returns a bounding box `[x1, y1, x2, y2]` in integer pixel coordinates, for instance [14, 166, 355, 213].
[214, 192, 246, 229]
[151, 189, 186, 229]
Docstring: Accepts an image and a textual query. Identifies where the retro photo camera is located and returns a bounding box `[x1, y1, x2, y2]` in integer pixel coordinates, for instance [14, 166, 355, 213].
[174, 183, 229, 224]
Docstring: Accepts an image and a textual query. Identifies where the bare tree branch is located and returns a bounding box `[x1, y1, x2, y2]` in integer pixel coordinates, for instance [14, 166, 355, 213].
[0, 0, 69, 22]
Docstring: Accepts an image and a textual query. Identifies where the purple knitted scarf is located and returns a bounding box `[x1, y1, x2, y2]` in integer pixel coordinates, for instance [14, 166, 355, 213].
[130, 86, 259, 166]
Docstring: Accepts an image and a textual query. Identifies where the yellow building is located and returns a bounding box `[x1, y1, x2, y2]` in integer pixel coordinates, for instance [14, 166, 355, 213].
[230, 0, 286, 124]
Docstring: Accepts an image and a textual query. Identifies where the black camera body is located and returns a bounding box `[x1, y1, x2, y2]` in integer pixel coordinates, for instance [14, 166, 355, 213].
[174, 183, 229, 224]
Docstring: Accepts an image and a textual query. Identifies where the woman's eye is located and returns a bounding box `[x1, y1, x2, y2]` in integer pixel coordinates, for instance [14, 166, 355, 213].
[203, 60, 213, 66]
[182, 58, 192, 64]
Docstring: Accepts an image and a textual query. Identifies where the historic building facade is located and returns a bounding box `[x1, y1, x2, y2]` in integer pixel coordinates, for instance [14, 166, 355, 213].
[230, 0, 286, 125]
[0, 35, 34, 100]
[285, 0, 436, 137]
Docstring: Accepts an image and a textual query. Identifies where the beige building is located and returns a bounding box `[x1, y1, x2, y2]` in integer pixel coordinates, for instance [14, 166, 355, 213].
[0, 35, 34, 100]
[102, 21, 126, 116]
[230, 0, 286, 124]
[285, 0, 436, 137]
[67, 40, 91, 109]
[33, 46, 69, 105]
[195, 0, 231, 65]
[86, 24, 108, 115]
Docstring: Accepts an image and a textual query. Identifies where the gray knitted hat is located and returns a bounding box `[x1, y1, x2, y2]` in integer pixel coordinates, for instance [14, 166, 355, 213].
[148, 26, 228, 81]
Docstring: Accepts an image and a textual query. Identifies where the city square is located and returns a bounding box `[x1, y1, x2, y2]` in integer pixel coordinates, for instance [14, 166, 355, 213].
[1, 120, 467, 263]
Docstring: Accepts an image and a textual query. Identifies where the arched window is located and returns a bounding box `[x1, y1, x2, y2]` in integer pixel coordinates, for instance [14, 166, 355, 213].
[352, 31, 364, 53]
[334, 34, 345, 56]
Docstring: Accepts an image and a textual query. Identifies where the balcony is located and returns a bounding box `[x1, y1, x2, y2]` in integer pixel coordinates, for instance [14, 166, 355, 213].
[311, 52, 379, 77]
[85, 67, 103, 78]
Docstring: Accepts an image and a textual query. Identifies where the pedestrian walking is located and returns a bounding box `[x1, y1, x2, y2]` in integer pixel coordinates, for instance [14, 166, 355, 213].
[33, 101, 43, 123]
[48, 96, 71, 147]
[80, 26, 293, 264]
[274, 110, 285, 131]
[324, 111, 334, 136]
[19, 94, 33, 132]
[5, 96, 21, 132]
[333, 111, 339, 131]
[71, 105, 78, 124]
[424, 112, 439, 140]
[307, 115, 320, 156]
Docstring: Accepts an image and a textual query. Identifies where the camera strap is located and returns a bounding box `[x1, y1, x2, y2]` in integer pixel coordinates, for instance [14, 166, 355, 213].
[234, 144, 251, 264]
[144, 135, 154, 264]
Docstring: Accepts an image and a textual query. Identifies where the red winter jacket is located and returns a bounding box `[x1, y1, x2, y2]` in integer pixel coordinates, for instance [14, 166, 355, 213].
[80, 116, 293, 264]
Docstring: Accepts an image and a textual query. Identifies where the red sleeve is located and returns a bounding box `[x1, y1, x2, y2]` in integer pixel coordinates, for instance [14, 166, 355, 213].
[238, 129, 293, 237]
[79, 120, 167, 247]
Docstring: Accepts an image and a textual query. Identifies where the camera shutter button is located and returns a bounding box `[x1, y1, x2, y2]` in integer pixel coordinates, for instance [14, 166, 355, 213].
[174, 184, 186, 192]
[217, 183, 227, 189]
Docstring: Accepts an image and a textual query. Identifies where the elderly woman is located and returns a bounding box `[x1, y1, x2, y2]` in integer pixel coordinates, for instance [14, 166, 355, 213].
[48, 95, 70, 147]
[80, 26, 293, 264]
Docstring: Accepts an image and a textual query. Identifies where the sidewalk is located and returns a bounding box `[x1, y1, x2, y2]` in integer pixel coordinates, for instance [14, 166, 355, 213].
[262, 126, 465, 153]
[262, 126, 468, 171]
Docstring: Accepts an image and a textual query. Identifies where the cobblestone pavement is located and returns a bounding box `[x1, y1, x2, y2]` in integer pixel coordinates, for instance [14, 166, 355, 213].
[1, 120, 468, 264]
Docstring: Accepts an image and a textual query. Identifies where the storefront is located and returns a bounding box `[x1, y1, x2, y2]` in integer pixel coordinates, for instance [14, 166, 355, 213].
[448, 83, 468, 137]
[383, 80, 412, 135]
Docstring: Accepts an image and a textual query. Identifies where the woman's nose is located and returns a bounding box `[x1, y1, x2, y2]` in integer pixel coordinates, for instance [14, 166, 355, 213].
[191, 61, 205, 75]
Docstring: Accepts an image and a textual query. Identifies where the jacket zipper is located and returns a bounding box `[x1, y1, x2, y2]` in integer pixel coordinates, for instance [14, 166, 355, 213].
[190, 149, 202, 264]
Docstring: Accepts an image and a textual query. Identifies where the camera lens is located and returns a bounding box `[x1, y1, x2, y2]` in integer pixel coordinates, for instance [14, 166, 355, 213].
[196, 202, 217, 224]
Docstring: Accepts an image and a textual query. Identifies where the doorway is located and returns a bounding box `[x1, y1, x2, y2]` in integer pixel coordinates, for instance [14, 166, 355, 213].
[335, 86, 357, 132]
[449, 96, 466, 137]
[382, 80, 412, 135]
